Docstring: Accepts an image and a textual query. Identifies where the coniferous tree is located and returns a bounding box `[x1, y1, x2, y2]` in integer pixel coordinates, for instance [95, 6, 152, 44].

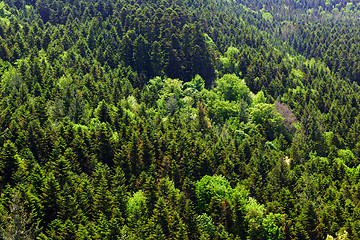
[0, 141, 19, 186]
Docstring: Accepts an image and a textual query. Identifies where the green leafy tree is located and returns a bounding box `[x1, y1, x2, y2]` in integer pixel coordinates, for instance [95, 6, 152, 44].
[220, 46, 240, 75]
[249, 103, 283, 140]
[195, 175, 232, 212]
[245, 198, 266, 240]
[216, 74, 251, 103]
[127, 190, 147, 227]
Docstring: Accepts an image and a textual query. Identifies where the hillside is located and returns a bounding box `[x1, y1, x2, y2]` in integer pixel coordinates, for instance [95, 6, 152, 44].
[0, 0, 360, 239]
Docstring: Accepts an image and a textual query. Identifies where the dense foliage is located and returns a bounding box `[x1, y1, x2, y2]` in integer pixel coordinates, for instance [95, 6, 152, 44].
[0, 0, 360, 239]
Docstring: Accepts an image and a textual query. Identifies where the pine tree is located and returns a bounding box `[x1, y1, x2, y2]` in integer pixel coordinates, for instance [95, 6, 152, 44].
[40, 173, 62, 227]
[95, 123, 114, 166]
[133, 34, 152, 80]
[121, 33, 134, 67]
[95, 100, 111, 124]
[0, 141, 19, 186]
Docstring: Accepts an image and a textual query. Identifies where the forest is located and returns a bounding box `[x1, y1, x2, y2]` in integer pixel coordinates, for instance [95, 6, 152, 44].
[0, 0, 360, 239]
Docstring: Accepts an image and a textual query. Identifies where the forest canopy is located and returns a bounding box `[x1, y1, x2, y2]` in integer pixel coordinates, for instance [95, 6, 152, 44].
[0, 0, 360, 239]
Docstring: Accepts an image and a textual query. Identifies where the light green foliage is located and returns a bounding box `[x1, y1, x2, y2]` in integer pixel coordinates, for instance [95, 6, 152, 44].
[153, 77, 183, 114]
[184, 74, 205, 92]
[220, 47, 240, 75]
[197, 213, 216, 238]
[232, 185, 249, 202]
[89, 118, 101, 131]
[261, 11, 273, 22]
[265, 141, 278, 151]
[262, 213, 284, 240]
[210, 99, 239, 124]
[127, 190, 147, 223]
[0, 67, 21, 95]
[150, 73, 260, 130]
[165, 95, 179, 115]
[231, 184, 250, 216]
[245, 198, 265, 239]
[338, 149, 355, 165]
[159, 78, 183, 100]
[195, 175, 232, 211]
[290, 69, 305, 88]
[0, 1, 10, 25]
[336, 149, 358, 177]
[120, 225, 139, 240]
[326, 229, 349, 240]
[57, 75, 73, 91]
[220, 56, 230, 69]
[245, 198, 285, 240]
[225, 47, 240, 60]
[204, 33, 216, 47]
[252, 90, 266, 105]
[304, 58, 330, 75]
[249, 103, 283, 139]
[125, 95, 139, 112]
[148, 76, 164, 90]
[346, 2, 354, 12]
[216, 74, 251, 103]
